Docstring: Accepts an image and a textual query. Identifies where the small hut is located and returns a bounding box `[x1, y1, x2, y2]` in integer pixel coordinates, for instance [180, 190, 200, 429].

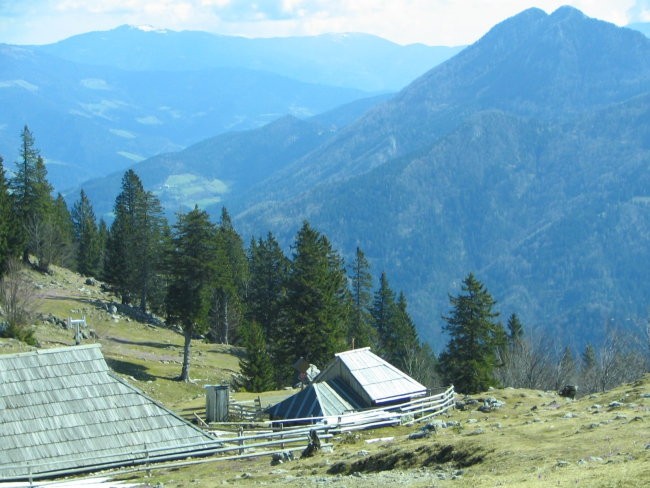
[267, 347, 427, 423]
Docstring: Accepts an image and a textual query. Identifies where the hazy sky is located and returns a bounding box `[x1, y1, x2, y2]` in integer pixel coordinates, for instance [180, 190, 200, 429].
[0, 1, 648, 46]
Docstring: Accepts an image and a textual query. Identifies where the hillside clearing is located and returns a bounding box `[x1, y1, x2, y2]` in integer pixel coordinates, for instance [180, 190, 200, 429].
[1, 264, 649, 487]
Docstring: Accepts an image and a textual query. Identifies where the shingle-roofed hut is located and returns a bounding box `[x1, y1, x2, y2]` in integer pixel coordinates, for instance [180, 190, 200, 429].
[0, 344, 218, 481]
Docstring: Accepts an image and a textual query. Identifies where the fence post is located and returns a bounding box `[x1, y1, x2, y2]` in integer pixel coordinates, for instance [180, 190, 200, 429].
[280, 423, 284, 449]
[145, 443, 151, 477]
[238, 426, 244, 455]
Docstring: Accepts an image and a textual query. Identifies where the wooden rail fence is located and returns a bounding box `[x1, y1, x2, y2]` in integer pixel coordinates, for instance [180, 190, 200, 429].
[1, 386, 455, 482]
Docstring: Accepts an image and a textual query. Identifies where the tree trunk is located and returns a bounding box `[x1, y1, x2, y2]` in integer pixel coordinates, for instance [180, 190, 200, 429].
[223, 297, 229, 345]
[180, 324, 193, 382]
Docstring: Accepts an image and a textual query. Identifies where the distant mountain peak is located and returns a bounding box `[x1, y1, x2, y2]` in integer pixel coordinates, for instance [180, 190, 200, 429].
[132, 24, 169, 34]
[550, 5, 588, 21]
[115, 24, 170, 34]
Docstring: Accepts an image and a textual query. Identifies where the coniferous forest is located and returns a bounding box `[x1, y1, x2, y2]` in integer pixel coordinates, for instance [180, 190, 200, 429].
[0, 127, 647, 394]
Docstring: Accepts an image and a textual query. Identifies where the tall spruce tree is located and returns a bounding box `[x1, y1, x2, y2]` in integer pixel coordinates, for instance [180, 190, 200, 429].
[103, 170, 143, 296]
[370, 274, 421, 369]
[370, 272, 397, 358]
[506, 313, 524, 342]
[246, 232, 289, 386]
[391, 292, 421, 370]
[47, 193, 75, 269]
[10, 127, 54, 266]
[239, 321, 276, 392]
[0, 156, 17, 276]
[278, 222, 349, 383]
[105, 170, 166, 311]
[438, 273, 505, 393]
[71, 190, 101, 276]
[166, 206, 218, 382]
[209, 208, 249, 344]
[348, 246, 376, 349]
[247, 232, 289, 338]
[97, 218, 108, 272]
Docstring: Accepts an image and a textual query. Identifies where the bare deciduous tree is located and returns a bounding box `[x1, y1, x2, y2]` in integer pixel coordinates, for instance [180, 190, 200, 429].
[0, 259, 37, 344]
[579, 326, 647, 395]
[25, 216, 73, 273]
[497, 329, 555, 390]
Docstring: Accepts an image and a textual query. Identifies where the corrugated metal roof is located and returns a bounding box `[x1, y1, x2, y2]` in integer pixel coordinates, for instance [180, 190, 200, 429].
[266, 381, 361, 421]
[316, 347, 427, 405]
[0, 345, 218, 480]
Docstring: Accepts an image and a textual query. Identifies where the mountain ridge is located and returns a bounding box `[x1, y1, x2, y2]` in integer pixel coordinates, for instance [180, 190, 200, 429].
[35, 26, 463, 92]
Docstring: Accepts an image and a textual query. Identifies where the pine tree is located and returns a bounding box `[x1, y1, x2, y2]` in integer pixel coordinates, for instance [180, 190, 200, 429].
[166, 206, 218, 382]
[209, 208, 249, 345]
[71, 190, 101, 276]
[104, 170, 144, 302]
[105, 170, 166, 311]
[370, 272, 397, 358]
[247, 232, 289, 338]
[0, 156, 17, 276]
[348, 246, 376, 349]
[9, 127, 54, 266]
[246, 232, 289, 386]
[48, 193, 75, 268]
[96, 218, 109, 280]
[278, 222, 349, 383]
[135, 190, 167, 312]
[391, 292, 421, 370]
[370, 274, 421, 370]
[239, 321, 276, 392]
[506, 313, 524, 342]
[438, 273, 505, 393]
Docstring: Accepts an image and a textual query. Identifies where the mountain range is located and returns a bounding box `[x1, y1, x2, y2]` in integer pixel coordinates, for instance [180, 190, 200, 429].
[0, 28, 459, 190]
[6, 7, 650, 350]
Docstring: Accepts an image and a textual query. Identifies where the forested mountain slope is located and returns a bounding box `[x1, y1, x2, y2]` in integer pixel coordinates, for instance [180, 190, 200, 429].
[227, 7, 650, 348]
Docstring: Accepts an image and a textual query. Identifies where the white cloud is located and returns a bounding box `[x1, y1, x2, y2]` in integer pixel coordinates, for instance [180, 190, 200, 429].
[628, 0, 650, 22]
[80, 78, 111, 90]
[0, 80, 39, 91]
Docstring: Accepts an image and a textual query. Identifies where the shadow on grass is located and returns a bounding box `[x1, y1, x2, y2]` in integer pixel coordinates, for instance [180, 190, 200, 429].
[208, 347, 246, 359]
[106, 357, 158, 382]
[110, 337, 176, 350]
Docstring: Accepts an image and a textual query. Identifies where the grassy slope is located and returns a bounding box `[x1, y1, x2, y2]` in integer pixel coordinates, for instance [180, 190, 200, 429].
[0, 264, 288, 414]
[1, 264, 649, 487]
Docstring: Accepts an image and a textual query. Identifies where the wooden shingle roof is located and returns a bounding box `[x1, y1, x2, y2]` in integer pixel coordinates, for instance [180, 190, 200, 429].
[0, 344, 218, 480]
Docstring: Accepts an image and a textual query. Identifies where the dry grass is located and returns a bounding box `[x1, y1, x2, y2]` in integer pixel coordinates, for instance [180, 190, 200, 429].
[122, 377, 649, 488]
[0, 264, 257, 411]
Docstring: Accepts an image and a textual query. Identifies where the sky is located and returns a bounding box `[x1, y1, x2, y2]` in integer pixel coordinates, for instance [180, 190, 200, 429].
[0, 0, 648, 46]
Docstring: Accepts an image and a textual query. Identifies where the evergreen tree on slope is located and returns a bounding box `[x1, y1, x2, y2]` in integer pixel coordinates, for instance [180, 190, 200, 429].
[348, 246, 376, 349]
[438, 273, 505, 394]
[278, 222, 349, 383]
[71, 189, 101, 276]
[9, 127, 54, 267]
[166, 206, 218, 382]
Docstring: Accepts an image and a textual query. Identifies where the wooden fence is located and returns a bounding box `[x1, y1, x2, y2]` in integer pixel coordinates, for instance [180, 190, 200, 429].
[1, 386, 455, 482]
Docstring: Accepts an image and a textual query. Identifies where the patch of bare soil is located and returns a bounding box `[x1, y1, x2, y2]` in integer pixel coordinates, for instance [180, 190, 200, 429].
[327, 442, 488, 475]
